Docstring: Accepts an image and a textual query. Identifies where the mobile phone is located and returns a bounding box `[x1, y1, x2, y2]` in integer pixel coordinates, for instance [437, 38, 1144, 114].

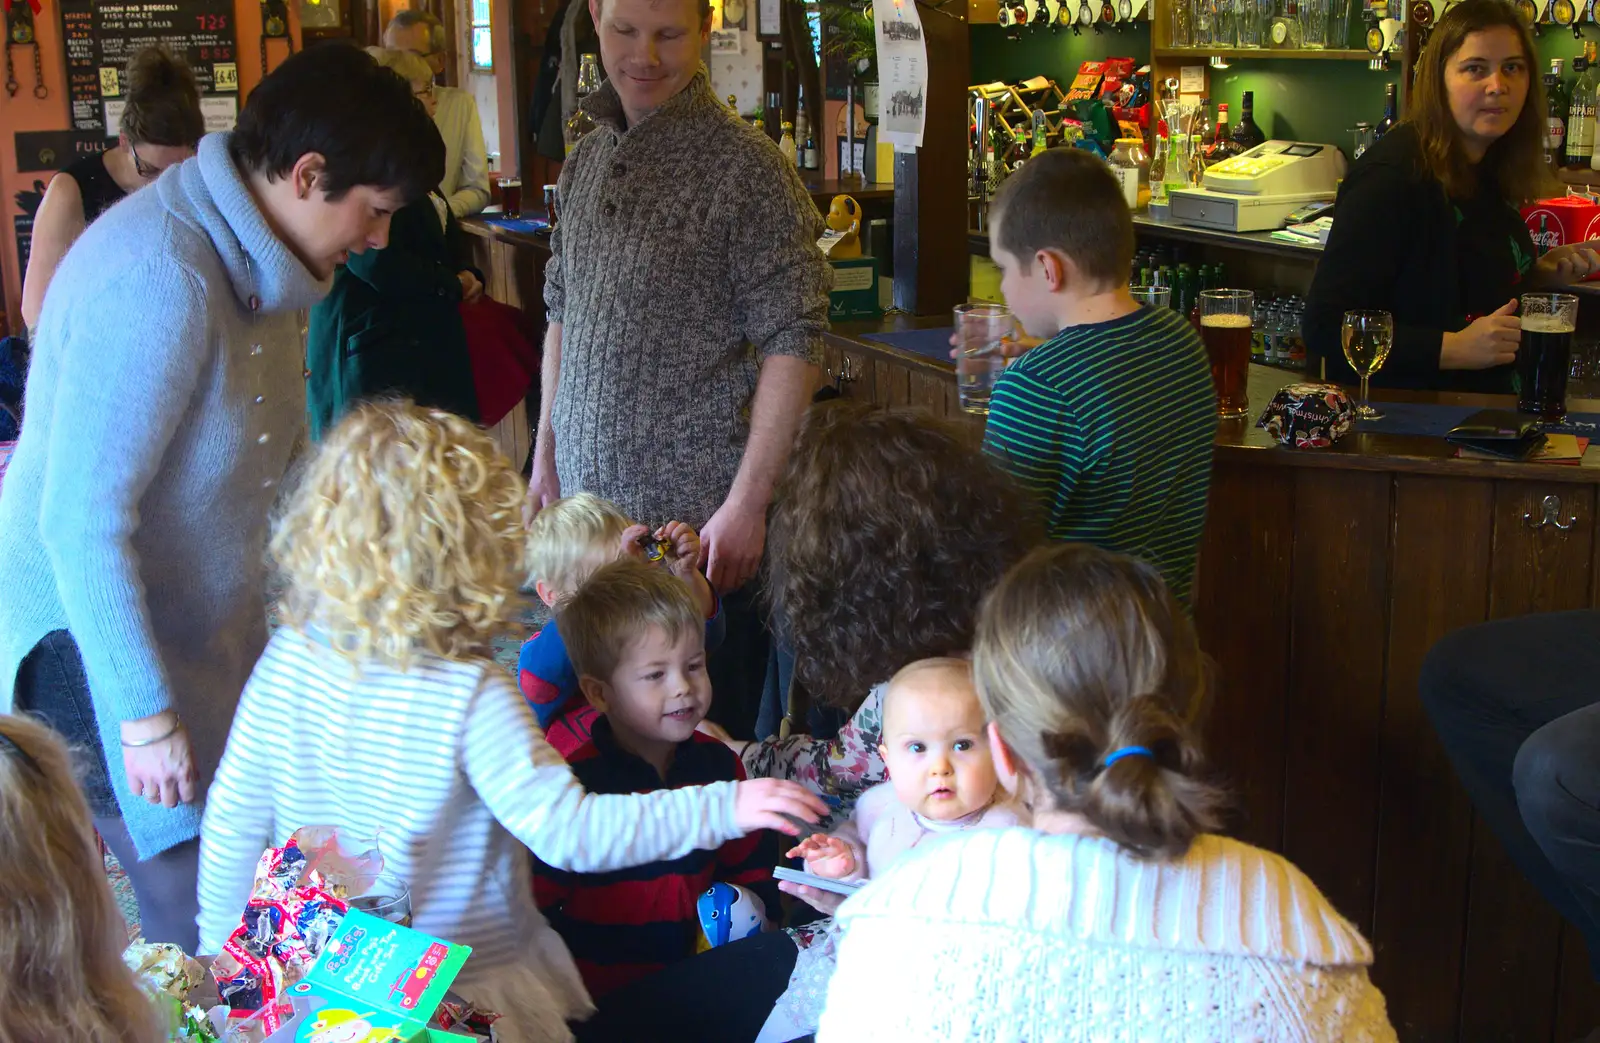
[773, 866, 865, 897]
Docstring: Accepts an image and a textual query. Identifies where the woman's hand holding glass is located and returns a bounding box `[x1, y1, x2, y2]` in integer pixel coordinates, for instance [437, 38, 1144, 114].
[1441, 299, 1520, 370]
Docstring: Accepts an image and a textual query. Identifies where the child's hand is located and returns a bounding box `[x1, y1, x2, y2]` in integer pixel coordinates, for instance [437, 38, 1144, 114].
[618, 523, 654, 561]
[734, 779, 828, 836]
[787, 835, 856, 879]
[658, 521, 701, 579]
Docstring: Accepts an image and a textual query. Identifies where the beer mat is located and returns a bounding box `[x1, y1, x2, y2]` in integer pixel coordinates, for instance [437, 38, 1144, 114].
[481, 215, 550, 234]
[1457, 434, 1590, 464]
[863, 327, 957, 363]
[1354, 401, 1600, 439]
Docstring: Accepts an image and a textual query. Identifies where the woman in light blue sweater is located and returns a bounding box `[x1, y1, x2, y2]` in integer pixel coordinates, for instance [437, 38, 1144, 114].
[0, 45, 443, 949]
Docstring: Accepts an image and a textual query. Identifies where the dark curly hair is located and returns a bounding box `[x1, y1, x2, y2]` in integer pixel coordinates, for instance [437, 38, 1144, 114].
[768, 401, 1044, 710]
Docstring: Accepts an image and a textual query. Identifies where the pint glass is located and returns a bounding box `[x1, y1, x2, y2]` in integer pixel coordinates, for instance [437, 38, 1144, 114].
[1200, 289, 1253, 418]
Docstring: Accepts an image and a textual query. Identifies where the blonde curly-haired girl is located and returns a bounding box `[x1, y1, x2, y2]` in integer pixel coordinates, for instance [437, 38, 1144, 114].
[0, 712, 167, 1043]
[194, 401, 823, 1043]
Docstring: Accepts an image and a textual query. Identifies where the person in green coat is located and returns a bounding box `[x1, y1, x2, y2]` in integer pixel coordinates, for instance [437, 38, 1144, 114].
[306, 48, 484, 441]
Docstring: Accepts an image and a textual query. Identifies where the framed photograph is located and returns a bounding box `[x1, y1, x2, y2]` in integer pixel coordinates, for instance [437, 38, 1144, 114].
[710, 27, 742, 52]
[722, 0, 749, 29]
[757, 0, 783, 40]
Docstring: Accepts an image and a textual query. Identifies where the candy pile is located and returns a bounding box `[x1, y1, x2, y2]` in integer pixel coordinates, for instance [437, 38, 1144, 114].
[1256, 382, 1354, 449]
[211, 828, 382, 1033]
[124, 942, 219, 1043]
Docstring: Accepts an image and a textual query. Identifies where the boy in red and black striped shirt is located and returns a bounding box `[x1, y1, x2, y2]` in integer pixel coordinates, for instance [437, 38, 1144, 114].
[532, 558, 779, 997]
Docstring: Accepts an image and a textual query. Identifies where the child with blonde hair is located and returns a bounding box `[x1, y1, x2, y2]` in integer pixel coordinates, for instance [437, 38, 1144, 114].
[520, 492, 720, 756]
[756, 657, 1021, 1042]
[0, 712, 166, 1043]
[195, 402, 822, 1043]
[817, 544, 1397, 1042]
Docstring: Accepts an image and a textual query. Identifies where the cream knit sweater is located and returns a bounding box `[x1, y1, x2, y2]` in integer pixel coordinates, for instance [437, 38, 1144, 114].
[817, 828, 1399, 1042]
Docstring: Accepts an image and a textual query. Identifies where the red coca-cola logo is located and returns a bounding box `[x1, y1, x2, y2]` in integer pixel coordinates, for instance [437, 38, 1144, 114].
[1525, 206, 1568, 250]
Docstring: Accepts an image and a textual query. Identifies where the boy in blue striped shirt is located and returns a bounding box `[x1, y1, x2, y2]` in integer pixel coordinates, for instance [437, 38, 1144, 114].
[981, 149, 1218, 601]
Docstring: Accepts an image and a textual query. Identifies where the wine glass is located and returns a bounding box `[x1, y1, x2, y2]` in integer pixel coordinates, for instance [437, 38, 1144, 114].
[1342, 310, 1394, 420]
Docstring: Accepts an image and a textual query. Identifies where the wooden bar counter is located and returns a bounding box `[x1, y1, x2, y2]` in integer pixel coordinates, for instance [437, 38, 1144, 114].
[827, 315, 1600, 1043]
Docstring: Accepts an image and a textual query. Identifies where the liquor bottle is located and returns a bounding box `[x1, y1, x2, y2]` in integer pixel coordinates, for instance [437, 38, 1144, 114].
[1207, 103, 1237, 163]
[804, 131, 820, 170]
[794, 114, 809, 170]
[779, 120, 798, 165]
[1232, 91, 1266, 151]
[1546, 58, 1569, 168]
[563, 54, 603, 155]
[1569, 48, 1596, 167]
[1148, 121, 1169, 203]
[1030, 109, 1048, 157]
[1163, 130, 1187, 196]
[1375, 83, 1398, 140]
[1007, 127, 1031, 173]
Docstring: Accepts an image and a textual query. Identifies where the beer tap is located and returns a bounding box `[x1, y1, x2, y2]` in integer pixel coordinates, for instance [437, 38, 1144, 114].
[971, 95, 993, 229]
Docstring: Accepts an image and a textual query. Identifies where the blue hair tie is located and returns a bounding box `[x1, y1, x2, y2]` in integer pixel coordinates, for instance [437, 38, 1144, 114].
[1101, 745, 1154, 769]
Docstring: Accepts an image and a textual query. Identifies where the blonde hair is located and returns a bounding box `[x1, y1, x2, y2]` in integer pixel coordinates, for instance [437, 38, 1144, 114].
[0, 714, 166, 1043]
[557, 558, 703, 682]
[526, 492, 633, 593]
[365, 46, 434, 88]
[973, 543, 1226, 861]
[271, 400, 528, 670]
[882, 657, 978, 731]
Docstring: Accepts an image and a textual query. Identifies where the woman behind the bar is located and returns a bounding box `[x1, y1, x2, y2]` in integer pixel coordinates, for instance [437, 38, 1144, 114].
[1305, 0, 1600, 393]
[20, 46, 203, 333]
[304, 48, 484, 439]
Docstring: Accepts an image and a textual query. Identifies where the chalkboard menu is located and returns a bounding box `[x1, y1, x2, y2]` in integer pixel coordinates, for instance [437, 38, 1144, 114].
[59, 0, 240, 134]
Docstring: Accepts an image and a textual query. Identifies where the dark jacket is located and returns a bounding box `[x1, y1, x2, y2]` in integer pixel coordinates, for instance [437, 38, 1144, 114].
[1305, 123, 1534, 394]
[305, 194, 482, 440]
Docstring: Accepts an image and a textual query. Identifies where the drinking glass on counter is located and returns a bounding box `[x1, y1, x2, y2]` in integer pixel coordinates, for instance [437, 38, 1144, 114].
[497, 176, 523, 219]
[1518, 292, 1579, 422]
[1131, 284, 1172, 308]
[1341, 309, 1394, 420]
[1199, 289, 1253, 418]
[1235, 0, 1267, 46]
[954, 302, 1014, 415]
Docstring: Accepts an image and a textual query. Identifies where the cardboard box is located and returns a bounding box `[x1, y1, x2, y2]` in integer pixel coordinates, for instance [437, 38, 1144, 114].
[268, 910, 475, 1043]
[1523, 197, 1600, 281]
[828, 257, 882, 320]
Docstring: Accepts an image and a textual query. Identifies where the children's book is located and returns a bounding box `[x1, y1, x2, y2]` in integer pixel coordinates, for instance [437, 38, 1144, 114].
[773, 865, 866, 897]
[280, 910, 474, 1043]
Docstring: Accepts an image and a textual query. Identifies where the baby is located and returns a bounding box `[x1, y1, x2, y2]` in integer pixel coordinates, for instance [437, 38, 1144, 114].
[758, 658, 1023, 1041]
[792, 656, 1021, 883]
[519, 492, 721, 756]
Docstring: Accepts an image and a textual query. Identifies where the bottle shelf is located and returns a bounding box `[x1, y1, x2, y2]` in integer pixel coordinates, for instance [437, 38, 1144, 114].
[1153, 46, 1375, 60]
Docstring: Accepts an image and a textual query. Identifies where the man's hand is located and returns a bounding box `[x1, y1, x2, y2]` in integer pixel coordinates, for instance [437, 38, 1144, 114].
[458, 270, 485, 302]
[121, 711, 197, 808]
[524, 440, 561, 525]
[699, 495, 766, 594]
[787, 834, 857, 879]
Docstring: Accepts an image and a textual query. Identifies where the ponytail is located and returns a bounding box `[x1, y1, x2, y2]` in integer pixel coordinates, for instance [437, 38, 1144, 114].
[974, 544, 1227, 861]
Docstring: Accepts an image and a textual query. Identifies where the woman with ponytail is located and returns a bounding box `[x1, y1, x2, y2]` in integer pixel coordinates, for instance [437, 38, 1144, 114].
[817, 543, 1399, 1042]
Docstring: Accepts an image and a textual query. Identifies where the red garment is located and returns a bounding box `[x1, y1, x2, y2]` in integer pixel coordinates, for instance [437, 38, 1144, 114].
[459, 297, 539, 425]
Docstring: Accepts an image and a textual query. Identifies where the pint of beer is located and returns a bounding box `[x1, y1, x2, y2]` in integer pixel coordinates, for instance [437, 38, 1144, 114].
[1199, 289, 1254, 419]
[1518, 293, 1579, 422]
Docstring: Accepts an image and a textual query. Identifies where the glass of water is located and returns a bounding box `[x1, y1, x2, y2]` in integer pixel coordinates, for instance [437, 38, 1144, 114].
[954, 302, 1014, 415]
[1131, 284, 1172, 308]
[350, 872, 413, 927]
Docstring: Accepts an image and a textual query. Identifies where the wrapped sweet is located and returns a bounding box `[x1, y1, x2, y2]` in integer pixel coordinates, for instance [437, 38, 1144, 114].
[125, 941, 206, 998]
[210, 827, 383, 1033]
[1255, 382, 1354, 449]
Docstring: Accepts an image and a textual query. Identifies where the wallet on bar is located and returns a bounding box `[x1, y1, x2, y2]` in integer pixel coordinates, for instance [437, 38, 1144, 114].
[1444, 410, 1547, 460]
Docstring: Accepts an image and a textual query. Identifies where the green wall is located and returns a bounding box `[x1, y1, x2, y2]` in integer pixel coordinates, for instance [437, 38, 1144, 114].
[971, 24, 1400, 156]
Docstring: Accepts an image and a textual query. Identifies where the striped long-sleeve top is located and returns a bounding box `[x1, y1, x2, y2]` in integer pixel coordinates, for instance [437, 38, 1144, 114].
[533, 718, 780, 997]
[982, 305, 1218, 602]
[196, 627, 743, 1038]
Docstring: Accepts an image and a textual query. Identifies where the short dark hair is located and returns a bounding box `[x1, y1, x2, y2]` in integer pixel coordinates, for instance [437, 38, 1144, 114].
[228, 44, 444, 204]
[990, 148, 1134, 288]
[121, 47, 204, 148]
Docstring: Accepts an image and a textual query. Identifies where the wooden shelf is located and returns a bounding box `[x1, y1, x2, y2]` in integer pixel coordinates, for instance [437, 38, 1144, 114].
[1152, 47, 1375, 60]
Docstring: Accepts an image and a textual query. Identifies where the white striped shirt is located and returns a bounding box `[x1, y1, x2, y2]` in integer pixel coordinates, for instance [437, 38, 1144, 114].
[196, 627, 739, 1028]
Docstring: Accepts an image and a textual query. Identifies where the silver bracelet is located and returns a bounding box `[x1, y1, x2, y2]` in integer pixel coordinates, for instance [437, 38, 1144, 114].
[121, 719, 182, 748]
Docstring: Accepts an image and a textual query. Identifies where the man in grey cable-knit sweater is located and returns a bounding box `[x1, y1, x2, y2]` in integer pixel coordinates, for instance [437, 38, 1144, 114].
[531, 0, 829, 734]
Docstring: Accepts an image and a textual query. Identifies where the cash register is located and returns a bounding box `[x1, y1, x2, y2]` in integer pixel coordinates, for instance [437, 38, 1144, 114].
[1168, 140, 1347, 233]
